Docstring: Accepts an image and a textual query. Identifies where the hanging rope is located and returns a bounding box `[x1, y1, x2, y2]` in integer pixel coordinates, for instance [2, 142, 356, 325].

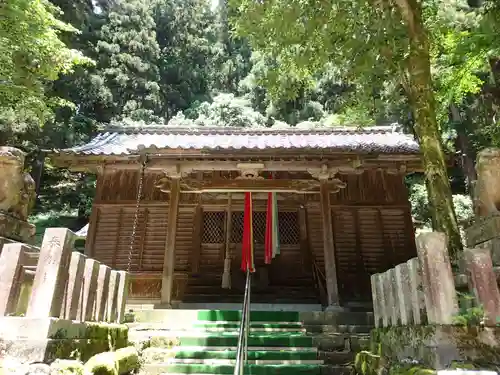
[222, 193, 233, 289]
[127, 155, 148, 273]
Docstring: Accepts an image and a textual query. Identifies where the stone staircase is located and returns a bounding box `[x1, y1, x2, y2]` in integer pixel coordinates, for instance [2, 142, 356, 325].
[127, 309, 373, 375]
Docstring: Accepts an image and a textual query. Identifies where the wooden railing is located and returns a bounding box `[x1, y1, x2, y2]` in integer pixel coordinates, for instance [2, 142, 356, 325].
[371, 231, 500, 327]
[0, 228, 129, 323]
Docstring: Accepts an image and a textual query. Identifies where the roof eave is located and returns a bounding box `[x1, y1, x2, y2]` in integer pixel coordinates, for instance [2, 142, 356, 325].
[48, 148, 425, 173]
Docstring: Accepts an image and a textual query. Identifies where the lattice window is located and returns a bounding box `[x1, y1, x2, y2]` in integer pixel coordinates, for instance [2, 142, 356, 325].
[230, 212, 244, 243]
[278, 211, 300, 244]
[202, 211, 226, 243]
[230, 211, 299, 245]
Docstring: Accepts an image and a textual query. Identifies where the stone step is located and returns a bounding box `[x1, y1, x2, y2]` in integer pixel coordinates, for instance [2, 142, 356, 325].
[312, 333, 371, 352]
[318, 351, 355, 365]
[175, 303, 324, 312]
[140, 332, 315, 348]
[130, 309, 305, 324]
[304, 324, 372, 334]
[128, 308, 374, 326]
[140, 369, 351, 375]
[141, 347, 319, 363]
[128, 324, 369, 340]
[129, 321, 305, 333]
[300, 311, 374, 326]
[142, 346, 318, 352]
[141, 363, 348, 375]
[160, 359, 324, 365]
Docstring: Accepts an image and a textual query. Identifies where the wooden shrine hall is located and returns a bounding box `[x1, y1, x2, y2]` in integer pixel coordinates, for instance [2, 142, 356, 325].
[50, 124, 422, 310]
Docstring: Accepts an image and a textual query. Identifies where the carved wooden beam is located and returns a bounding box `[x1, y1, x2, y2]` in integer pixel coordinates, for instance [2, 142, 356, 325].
[155, 177, 347, 194]
[201, 192, 294, 201]
[114, 159, 368, 173]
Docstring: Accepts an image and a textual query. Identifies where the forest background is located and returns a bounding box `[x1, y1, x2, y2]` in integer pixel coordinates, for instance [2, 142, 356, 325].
[1, 0, 498, 245]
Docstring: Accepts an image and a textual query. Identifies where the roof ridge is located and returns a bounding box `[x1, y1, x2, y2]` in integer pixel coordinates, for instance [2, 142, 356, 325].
[99, 124, 404, 135]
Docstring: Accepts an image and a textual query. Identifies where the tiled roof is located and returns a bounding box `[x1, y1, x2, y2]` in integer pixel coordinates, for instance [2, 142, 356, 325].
[75, 223, 88, 238]
[56, 125, 420, 155]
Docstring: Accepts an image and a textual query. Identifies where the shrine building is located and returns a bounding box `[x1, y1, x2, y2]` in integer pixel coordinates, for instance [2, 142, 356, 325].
[50, 124, 422, 311]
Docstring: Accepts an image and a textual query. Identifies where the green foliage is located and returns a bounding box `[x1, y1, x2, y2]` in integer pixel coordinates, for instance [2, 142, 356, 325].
[96, 0, 162, 123]
[0, 0, 497, 234]
[453, 292, 485, 326]
[0, 0, 92, 134]
[153, 0, 218, 119]
[409, 178, 474, 230]
[168, 93, 266, 127]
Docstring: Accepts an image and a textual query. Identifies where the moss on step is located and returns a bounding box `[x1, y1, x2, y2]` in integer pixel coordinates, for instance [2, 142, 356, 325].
[149, 336, 180, 348]
[34, 322, 129, 363]
[84, 346, 139, 375]
[50, 359, 84, 375]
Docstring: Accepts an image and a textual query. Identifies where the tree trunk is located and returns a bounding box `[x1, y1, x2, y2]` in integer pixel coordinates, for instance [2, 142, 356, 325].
[395, 0, 463, 258]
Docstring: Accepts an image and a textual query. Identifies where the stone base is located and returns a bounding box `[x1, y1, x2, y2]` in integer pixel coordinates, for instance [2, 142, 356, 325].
[369, 325, 500, 370]
[0, 338, 119, 364]
[324, 304, 346, 312]
[0, 317, 128, 363]
[0, 213, 35, 244]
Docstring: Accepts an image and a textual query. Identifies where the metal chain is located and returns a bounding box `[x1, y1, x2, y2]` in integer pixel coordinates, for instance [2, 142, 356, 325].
[127, 156, 147, 273]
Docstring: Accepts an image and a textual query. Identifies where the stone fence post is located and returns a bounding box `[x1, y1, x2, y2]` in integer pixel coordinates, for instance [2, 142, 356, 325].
[464, 247, 500, 326]
[116, 271, 130, 323]
[26, 228, 75, 318]
[61, 252, 86, 320]
[416, 232, 458, 324]
[0, 243, 29, 315]
[371, 258, 425, 327]
[371, 232, 458, 327]
[1, 226, 130, 323]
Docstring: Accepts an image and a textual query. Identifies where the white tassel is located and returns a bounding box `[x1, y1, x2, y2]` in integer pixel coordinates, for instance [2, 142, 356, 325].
[221, 257, 231, 289]
[222, 193, 232, 289]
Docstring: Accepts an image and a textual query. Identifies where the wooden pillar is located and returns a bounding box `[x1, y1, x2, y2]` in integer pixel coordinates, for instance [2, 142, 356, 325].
[319, 180, 341, 308]
[191, 204, 203, 274]
[85, 166, 106, 257]
[161, 177, 181, 306]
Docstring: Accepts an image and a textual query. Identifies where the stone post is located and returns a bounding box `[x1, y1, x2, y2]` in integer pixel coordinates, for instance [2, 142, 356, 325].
[370, 273, 383, 328]
[26, 228, 75, 318]
[395, 262, 413, 325]
[78, 258, 100, 321]
[106, 271, 121, 322]
[95, 264, 111, 321]
[407, 257, 426, 324]
[62, 252, 86, 320]
[416, 232, 458, 324]
[0, 243, 29, 315]
[375, 273, 388, 327]
[464, 247, 500, 326]
[382, 269, 395, 327]
[116, 271, 130, 323]
[388, 268, 400, 326]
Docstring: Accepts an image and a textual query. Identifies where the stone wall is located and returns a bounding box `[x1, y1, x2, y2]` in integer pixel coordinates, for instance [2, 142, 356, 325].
[0, 227, 131, 364]
[367, 231, 500, 371]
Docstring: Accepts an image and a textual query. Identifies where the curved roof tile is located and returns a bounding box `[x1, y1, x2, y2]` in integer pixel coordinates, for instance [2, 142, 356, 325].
[57, 125, 420, 155]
